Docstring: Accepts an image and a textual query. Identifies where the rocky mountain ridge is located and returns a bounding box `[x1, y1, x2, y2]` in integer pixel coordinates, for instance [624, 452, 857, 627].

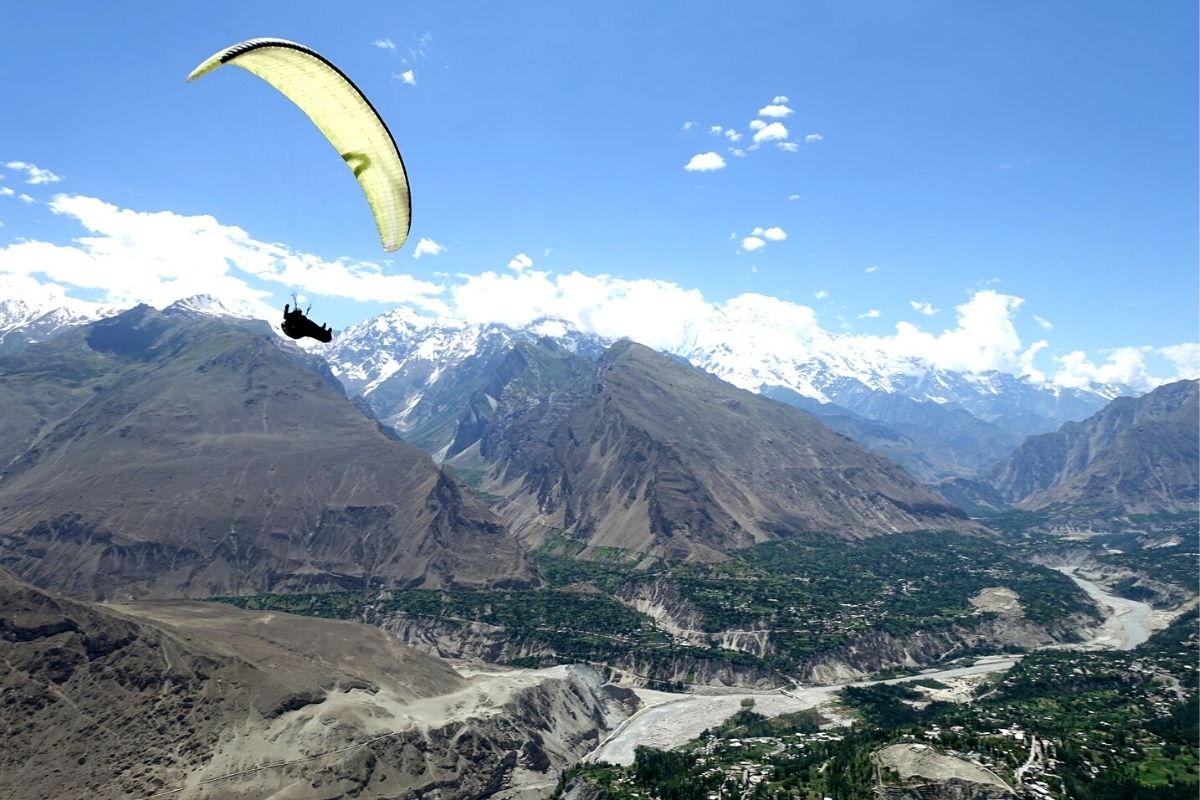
[447, 339, 974, 559]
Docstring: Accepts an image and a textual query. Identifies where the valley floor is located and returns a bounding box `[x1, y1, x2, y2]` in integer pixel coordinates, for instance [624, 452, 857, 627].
[584, 571, 1175, 765]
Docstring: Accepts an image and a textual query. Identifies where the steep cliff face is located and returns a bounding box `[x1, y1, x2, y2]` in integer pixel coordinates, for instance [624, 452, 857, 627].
[988, 379, 1198, 514]
[0, 305, 534, 599]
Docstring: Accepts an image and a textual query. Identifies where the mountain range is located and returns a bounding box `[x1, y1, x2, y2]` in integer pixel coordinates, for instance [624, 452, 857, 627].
[2, 294, 1137, 484]
[0, 301, 533, 599]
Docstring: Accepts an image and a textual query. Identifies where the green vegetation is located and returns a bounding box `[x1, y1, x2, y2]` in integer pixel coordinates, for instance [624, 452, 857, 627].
[215, 530, 1101, 682]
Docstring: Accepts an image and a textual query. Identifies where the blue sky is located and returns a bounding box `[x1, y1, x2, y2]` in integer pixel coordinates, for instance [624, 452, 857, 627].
[0, 1, 1196, 387]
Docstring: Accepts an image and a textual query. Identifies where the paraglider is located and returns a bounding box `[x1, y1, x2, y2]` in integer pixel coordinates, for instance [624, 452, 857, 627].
[187, 37, 412, 252]
[188, 38, 414, 344]
[281, 295, 332, 343]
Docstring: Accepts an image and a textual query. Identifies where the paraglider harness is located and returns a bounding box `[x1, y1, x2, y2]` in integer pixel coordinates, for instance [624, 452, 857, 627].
[281, 296, 333, 343]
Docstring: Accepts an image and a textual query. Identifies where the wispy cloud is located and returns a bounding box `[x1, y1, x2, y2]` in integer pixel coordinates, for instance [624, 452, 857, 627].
[1033, 314, 1053, 331]
[681, 121, 696, 132]
[5, 161, 62, 185]
[804, 133, 824, 143]
[0, 186, 13, 197]
[865, 265, 879, 273]
[18, 193, 33, 204]
[372, 38, 397, 50]
[396, 69, 416, 85]
[788, 194, 801, 201]
[412, 238, 445, 258]
[814, 289, 828, 299]
[859, 309, 881, 319]
[684, 152, 726, 172]
[909, 300, 938, 316]
[777, 142, 798, 153]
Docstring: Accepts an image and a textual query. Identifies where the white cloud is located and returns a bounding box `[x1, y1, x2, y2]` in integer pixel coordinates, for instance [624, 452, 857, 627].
[1019, 340, 1049, 383]
[805, 133, 824, 143]
[741, 236, 766, 252]
[749, 120, 767, 132]
[859, 309, 881, 319]
[1159, 343, 1200, 379]
[772, 95, 789, 104]
[372, 38, 397, 50]
[814, 289, 828, 299]
[751, 122, 789, 144]
[909, 300, 938, 316]
[1052, 347, 1153, 390]
[724, 129, 742, 142]
[750, 264, 758, 274]
[758, 103, 793, 118]
[710, 125, 723, 135]
[730, 148, 747, 158]
[684, 152, 726, 172]
[872, 290, 1027, 375]
[752, 226, 786, 241]
[777, 142, 798, 152]
[788, 194, 801, 201]
[0, 194, 446, 320]
[1051, 342, 1198, 389]
[1033, 314, 1053, 331]
[5, 161, 62, 185]
[412, 238, 445, 258]
[396, 69, 416, 85]
[451, 270, 711, 352]
[681, 121, 696, 131]
[508, 253, 534, 272]
[865, 265, 879, 273]
[0, 186, 13, 197]
[18, 193, 34, 204]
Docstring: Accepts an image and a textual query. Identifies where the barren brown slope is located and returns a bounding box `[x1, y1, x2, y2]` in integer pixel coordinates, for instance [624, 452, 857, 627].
[0, 305, 534, 599]
[454, 340, 974, 561]
[0, 568, 632, 800]
[0, 566, 464, 800]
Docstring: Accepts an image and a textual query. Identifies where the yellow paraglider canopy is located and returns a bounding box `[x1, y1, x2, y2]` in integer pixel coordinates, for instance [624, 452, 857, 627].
[188, 38, 411, 252]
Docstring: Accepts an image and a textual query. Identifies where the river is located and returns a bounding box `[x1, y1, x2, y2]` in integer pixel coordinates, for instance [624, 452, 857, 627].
[587, 573, 1159, 765]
